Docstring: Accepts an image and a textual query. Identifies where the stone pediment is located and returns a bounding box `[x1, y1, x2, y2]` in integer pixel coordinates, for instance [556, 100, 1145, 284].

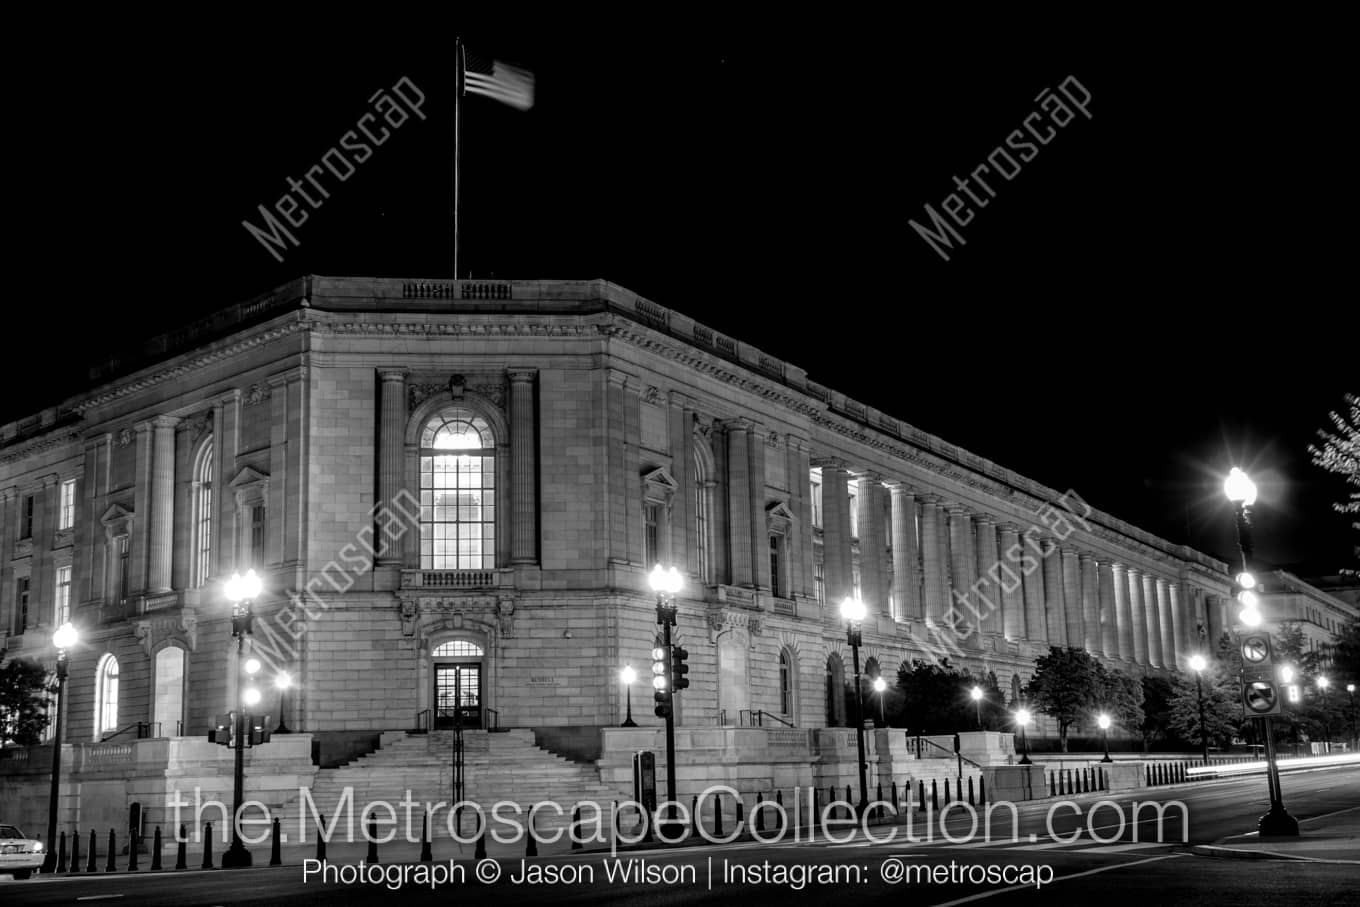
[100, 503, 133, 526]
[641, 467, 679, 493]
[228, 465, 270, 489]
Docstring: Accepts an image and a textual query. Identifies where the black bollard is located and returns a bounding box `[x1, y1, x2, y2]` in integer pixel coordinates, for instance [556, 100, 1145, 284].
[891, 782, 899, 811]
[968, 777, 975, 806]
[421, 814, 433, 862]
[107, 829, 117, 872]
[755, 793, 766, 833]
[573, 805, 584, 851]
[87, 828, 98, 873]
[944, 777, 951, 804]
[844, 785, 853, 819]
[128, 828, 139, 872]
[735, 798, 744, 829]
[151, 826, 163, 871]
[1050, 772, 1058, 797]
[474, 828, 487, 860]
[201, 823, 213, 870]
[175, 825, 187, 870]
[270, 819, 281, 867]
[714, 792, 724, 837]
[691, 796, 700, 836]
[57, 831, 68, 873]
[979, 774, 986, 806]
[931, 779, 939, 811]
[876, 783, 884, 819]
[366, 816, 379, 864]
[918, 779, 926, 812]
[70, 828, 81, 874]
[316, 814, 326, 862]
[526, 809, 538, 858]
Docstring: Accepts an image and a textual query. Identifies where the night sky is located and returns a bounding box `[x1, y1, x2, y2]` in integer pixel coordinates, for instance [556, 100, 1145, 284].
[10, 24, 1355, 576]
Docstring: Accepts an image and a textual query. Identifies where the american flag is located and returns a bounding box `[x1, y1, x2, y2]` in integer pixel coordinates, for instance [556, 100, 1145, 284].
[462, 48, 535, 111]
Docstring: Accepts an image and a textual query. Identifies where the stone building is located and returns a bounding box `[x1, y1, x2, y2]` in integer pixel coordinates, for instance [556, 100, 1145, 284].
[1, 276, 1257, 775]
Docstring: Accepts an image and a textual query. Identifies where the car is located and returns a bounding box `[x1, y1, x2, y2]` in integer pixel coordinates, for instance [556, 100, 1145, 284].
[0, 824, 44, 879]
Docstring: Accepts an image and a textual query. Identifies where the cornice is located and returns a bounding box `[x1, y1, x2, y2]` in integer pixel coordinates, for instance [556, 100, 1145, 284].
[0, 429, 82, 466]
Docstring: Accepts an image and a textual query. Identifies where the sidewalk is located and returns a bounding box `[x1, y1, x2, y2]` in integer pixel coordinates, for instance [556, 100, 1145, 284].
[1191, 806, 1360, 864]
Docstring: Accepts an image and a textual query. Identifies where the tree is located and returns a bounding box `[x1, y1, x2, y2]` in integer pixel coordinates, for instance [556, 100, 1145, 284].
[894, 659, 1004, 733]
[1326, 616, 1360, 684]
[1307, 393, 1359, 574]
[0, 658, 53, 747]
[1096, 665, 1144, 736]
[1168, 664, 1240, 754]
[1024, 647, 1102, 752]
[1138, 675, 1175, 753]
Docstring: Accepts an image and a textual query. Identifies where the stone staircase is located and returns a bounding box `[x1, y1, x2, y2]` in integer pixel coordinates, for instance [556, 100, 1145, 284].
[273, 729, 628, 842]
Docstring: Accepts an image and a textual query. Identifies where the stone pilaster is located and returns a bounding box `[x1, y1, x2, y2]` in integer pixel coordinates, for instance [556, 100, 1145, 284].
[998, 522, 1024, 640]
[790, 439, 814, 599]
[725, 420, 755, 587]
[1061, 546, 1083, 650]
[1042, 538, 1066, 647]
[888, 482, 920, 620]
[947, 505, 978, 646]
[1112, 564, 1133, 662]
[1127, 568, 1149, 666]
[1143, 573, 1163, 669]
[973, 515, 1001, 635]
[131, 420, 154, 598]
[377, 369, 408, 565]
[819, 459, 853, 607]
[747, 424, 769, 593]
[919, 495, 945, 624]
[669, 393, 692, 578]
[605, 370, 631, 564]
[1021, 532, 1047, 644]
[1205, 592, 1225, 646]
[508, 369, 538, 565]
[215, 392, 240, 576]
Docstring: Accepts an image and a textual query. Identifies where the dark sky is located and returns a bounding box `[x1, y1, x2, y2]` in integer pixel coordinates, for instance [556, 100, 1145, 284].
[10, 22, 1356, 575]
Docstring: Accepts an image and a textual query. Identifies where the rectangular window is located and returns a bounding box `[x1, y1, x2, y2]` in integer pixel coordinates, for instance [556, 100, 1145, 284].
[769, 535, 782, 599]
[54, 566, 71, 625]
[643, 503, 660, 567]
[117, 536, 130, 605]
[59, 479, 76, 530]
[814, 547, 825, 606]
[16, 577, 30, 633]
[810, 474, 823, 529]
[848, 485, 859, 539]
[250, 504, 266, 566]
[21, 495, 35, 539]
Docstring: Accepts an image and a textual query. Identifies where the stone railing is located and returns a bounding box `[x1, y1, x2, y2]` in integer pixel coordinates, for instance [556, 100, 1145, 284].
[401, 569, 502, 591]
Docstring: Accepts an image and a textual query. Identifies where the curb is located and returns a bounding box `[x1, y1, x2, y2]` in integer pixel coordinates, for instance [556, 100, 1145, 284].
[1189, 845, 1331, 863]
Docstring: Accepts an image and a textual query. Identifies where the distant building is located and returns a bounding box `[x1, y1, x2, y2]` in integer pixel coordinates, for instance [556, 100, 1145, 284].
[1260, 571, 1359, 663]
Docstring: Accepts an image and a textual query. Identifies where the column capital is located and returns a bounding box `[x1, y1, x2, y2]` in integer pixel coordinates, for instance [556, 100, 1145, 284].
[811, 456, 848, 471]
[945, 503, 973, 517]
[973, 512, 997, 526]
[41, 473, 61, 489]
[1078, 551, 1097, 564]
[996, 520, 1021, 533]
[720, 417, 755, 434]
[605, 367, 635, 388]
[884, 479, 916, 495]
[378, 367, 410, 383]
[506, 368, 537, 384]
[2, 484, 19, 502]
[855, 470, 886, 485]
[667, 389, 694, 409]
[917, 493, 944, 506]
[786, 434, 812, 453]
[150, 415, 181, 431]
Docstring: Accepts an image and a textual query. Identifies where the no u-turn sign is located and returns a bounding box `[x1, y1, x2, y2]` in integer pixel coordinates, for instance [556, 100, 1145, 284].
[1242, 680, 1282, 716]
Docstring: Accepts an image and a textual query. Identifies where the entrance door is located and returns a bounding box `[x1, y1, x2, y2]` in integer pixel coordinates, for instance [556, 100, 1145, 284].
[435, 664, 482, 729]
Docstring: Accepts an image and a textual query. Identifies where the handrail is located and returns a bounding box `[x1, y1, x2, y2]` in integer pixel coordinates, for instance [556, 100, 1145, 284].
[919, 736, 986, 771]
[414, 709, 431, 733]
[100, 721, 154, 742]
[739, 709, 795, 728]
[484, 707, 500, 730]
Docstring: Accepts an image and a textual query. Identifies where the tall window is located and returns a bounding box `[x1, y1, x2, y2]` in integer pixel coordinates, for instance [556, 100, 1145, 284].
[694, 448, 713, 585]
[192, 442, 213, 587]
[117, 536, 130, 604]
[59, 479, 76, 530]
[644, 503, 661, 567]
[810, 471, 823, 529]
[54, 566, 71, 625]
[96, 654, 120, 736]
[848, 484, 859, 539]
[420, 408, 496, 570]
[769, 535, 782, 599]
[20, 495, 34, 538]
[15, 577, 30, 634]
[813, 547, 825, 605]
[779, 649, 794, 716]
[250, 504, 266, 566]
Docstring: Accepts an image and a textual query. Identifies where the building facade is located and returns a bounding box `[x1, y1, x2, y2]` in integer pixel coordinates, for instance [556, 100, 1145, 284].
[3, 276, 1254, 762]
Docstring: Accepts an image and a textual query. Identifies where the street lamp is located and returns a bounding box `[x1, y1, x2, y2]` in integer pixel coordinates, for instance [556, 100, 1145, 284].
[839, 596, 869, 812]
[222, 568, 262, 868]
[1347, 684, 1357, 751]
[1097, 713, 1113, 763]
[1015, 708, 1033, 765]
[1225, 467, 1297, 837]
[873, 675, 887, 726]
[648, 564, 683, 822]
[619, 664, 637, 728]
[970, 685, 984, 730]
[1189, 654, 1210, 765]
[1317, 676, 1330, 751]
[274, 673, 293, 735]
[40, 622, 78, 873]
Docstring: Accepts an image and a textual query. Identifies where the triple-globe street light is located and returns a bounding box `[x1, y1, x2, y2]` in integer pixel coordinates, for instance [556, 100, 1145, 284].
[1189, 654, 1210, 765]
[39, 622, 79, 873]
[222, 569, 263, 868]
[839, 596, 869, 812]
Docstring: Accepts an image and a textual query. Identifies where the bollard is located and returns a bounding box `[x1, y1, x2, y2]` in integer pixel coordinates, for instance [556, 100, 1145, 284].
[128, 828, 139, 872]
[201, 823, 213, 870]
[526, 809, 538, 858]
[931, 779, 939, 811]
[968, 777, 975, 806]
[421, 814, 434, 862]
[844, 785, 852, 819]
[175, 825, 187, 871]
[876, 783, 884, 819]
[714, 792, 724, 837]
[1066, 769, 1073, 795]
[573, 805, 584, 851]
[735, 798, 744, 829]
[1050, 772, 1058, 797]
[755, 793, 766, 833]
[918, 779, 926, 812]
[87, 828, 98, 873]
[944, 777, 951, 805]
[691, 796, 700, 837]
[891, 782, 899, 811]
[979, 774, 986, 806]
[70, 828, 81, 874]
[1146, 766, 1152, 785]
[474, 828, 487, 860]
[316, 813, 327, 862]
[107, 829, 117, 872]
[151, 826, 163, 871]
[57, 831, 68, 873]
[366, 816, 379, 864]
[270, 819, 281, 867]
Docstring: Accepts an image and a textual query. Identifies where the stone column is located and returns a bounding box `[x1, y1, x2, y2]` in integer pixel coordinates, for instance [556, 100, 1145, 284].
[1143, 573, 1163, 669]
[1127, 568, 1149, 666]
[1112, 564, 1133, 662]
[1080, 553, 1100, 653]
[748, 425, 769, 593]
[974, 515, 1001, 636]
[669, 394, 692, 577]
[1042, 538, 1066, 647]
[790, 439, 814, 599]
[1205, 592, 1225, 647]
[1061, 547, 1084, 649]
[377, 369, 408, 565]
[148, 415, 179, 594]
[1158, 579, 1177, 669]
[725, 420, 754, 587]
[947, 505, 978, 645]
[998, 522, 1024, 640]
[507, 369, 537, 565]
[819, 460, 853, 607]
[1097, 559, 1118, 658]
[888, 482, 921, 620]
[919, 495, 945, 624]
[858, 476, 886, 616]
[1022, 533, 1048, 644]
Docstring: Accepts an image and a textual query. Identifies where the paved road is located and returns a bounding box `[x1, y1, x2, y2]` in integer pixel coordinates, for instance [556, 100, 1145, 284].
[5, 764, 1358, 906]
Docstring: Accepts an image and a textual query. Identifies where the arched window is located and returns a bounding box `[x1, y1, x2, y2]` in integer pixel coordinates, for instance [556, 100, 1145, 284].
[192, 440, 213, 587]
[694, 446, 713, 585]
[432, 640, 484, 658]
[96, 654, 120, 736]
[779, 649, 794, 717]
[153, 646, 187, 736]
[420, 409, 496, 570]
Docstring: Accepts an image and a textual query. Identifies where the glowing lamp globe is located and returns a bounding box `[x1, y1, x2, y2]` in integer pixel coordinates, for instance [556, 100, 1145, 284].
[1224, 467, 1257, 506]
[839, 597, 866, 623]
[53, 622, 79, 651]
[1189, 655, 1207, 673]
[620, 665, 636, 685]
[1097, 714, 1111, 730]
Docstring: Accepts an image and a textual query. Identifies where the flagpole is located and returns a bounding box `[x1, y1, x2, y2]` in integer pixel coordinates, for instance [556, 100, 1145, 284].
[454, 36, 463, 280]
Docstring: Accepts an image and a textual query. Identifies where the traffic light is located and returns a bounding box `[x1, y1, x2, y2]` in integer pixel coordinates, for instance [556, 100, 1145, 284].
[671, 647, 690, 691]
[1234, 570, 1262, 627]
[652, 646, 671, 718]
[208, 713, 233, 746]
[248, 715, 272, 746]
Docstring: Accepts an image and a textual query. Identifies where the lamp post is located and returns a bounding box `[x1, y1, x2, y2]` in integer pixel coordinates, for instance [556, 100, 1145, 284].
[274, 672, 292, 735]
[873, 675, 887, 726]
[1097, 713, 1113, 763]
[1015, 707, 1033, 765]
[970, 685, 984, 730]
[1189, 654, 1210, 765]
[1347, 684, 1356, 751]
[620, 664, 637, 728]
[648, 564, 683, 821]
[1225, 467, 1297, 837]
[40, 622, 78, 874]
[1317, 676, 1330, 751]
[840, 596, 869, 812]
[222, 569, 262, 868]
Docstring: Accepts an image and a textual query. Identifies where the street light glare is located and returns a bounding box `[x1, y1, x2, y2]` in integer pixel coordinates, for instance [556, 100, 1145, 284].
[1236, 571, 1256, 590]
[245, 658, 262, 675]
[648, 564, 666, 592]
[970, 685, 983, 701]
[1097, 713, 1111, 730]
[1239, 607, 1263, 628]
[620, 665, 636, 685]
[1348, 683, 1356, 693]
[52, 622, 79, 650]
[873, 676, 887, 693]
[1016, 708, 1032, 726]
[1224, 467, 1258, 506]
[243, 687, 262, 706]
[839, 597, 866, 623]
[1280, 665, 1294, 683]
[241, 569, 263, 600]
[1317, 676, 1329, 690]
[1189, 655, 1207, 673]
[275, 672, 292, 690]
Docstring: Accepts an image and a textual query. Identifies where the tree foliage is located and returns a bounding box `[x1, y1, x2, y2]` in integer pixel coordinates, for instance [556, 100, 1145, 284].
[893, 659, 1006, 733]
[1307, 392, 1359, 572]
[1138, 675, 1175, 752]
[1326, 616, 1360, 685]
[1024, 647, 1103, 752]
[0, 658, 53, 747]
[1168, 663, 1241, 752]
[1096, 665, 1144, 734]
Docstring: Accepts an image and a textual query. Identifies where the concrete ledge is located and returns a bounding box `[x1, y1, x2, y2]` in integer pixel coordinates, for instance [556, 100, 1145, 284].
[1190, 845, 1316, 862]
